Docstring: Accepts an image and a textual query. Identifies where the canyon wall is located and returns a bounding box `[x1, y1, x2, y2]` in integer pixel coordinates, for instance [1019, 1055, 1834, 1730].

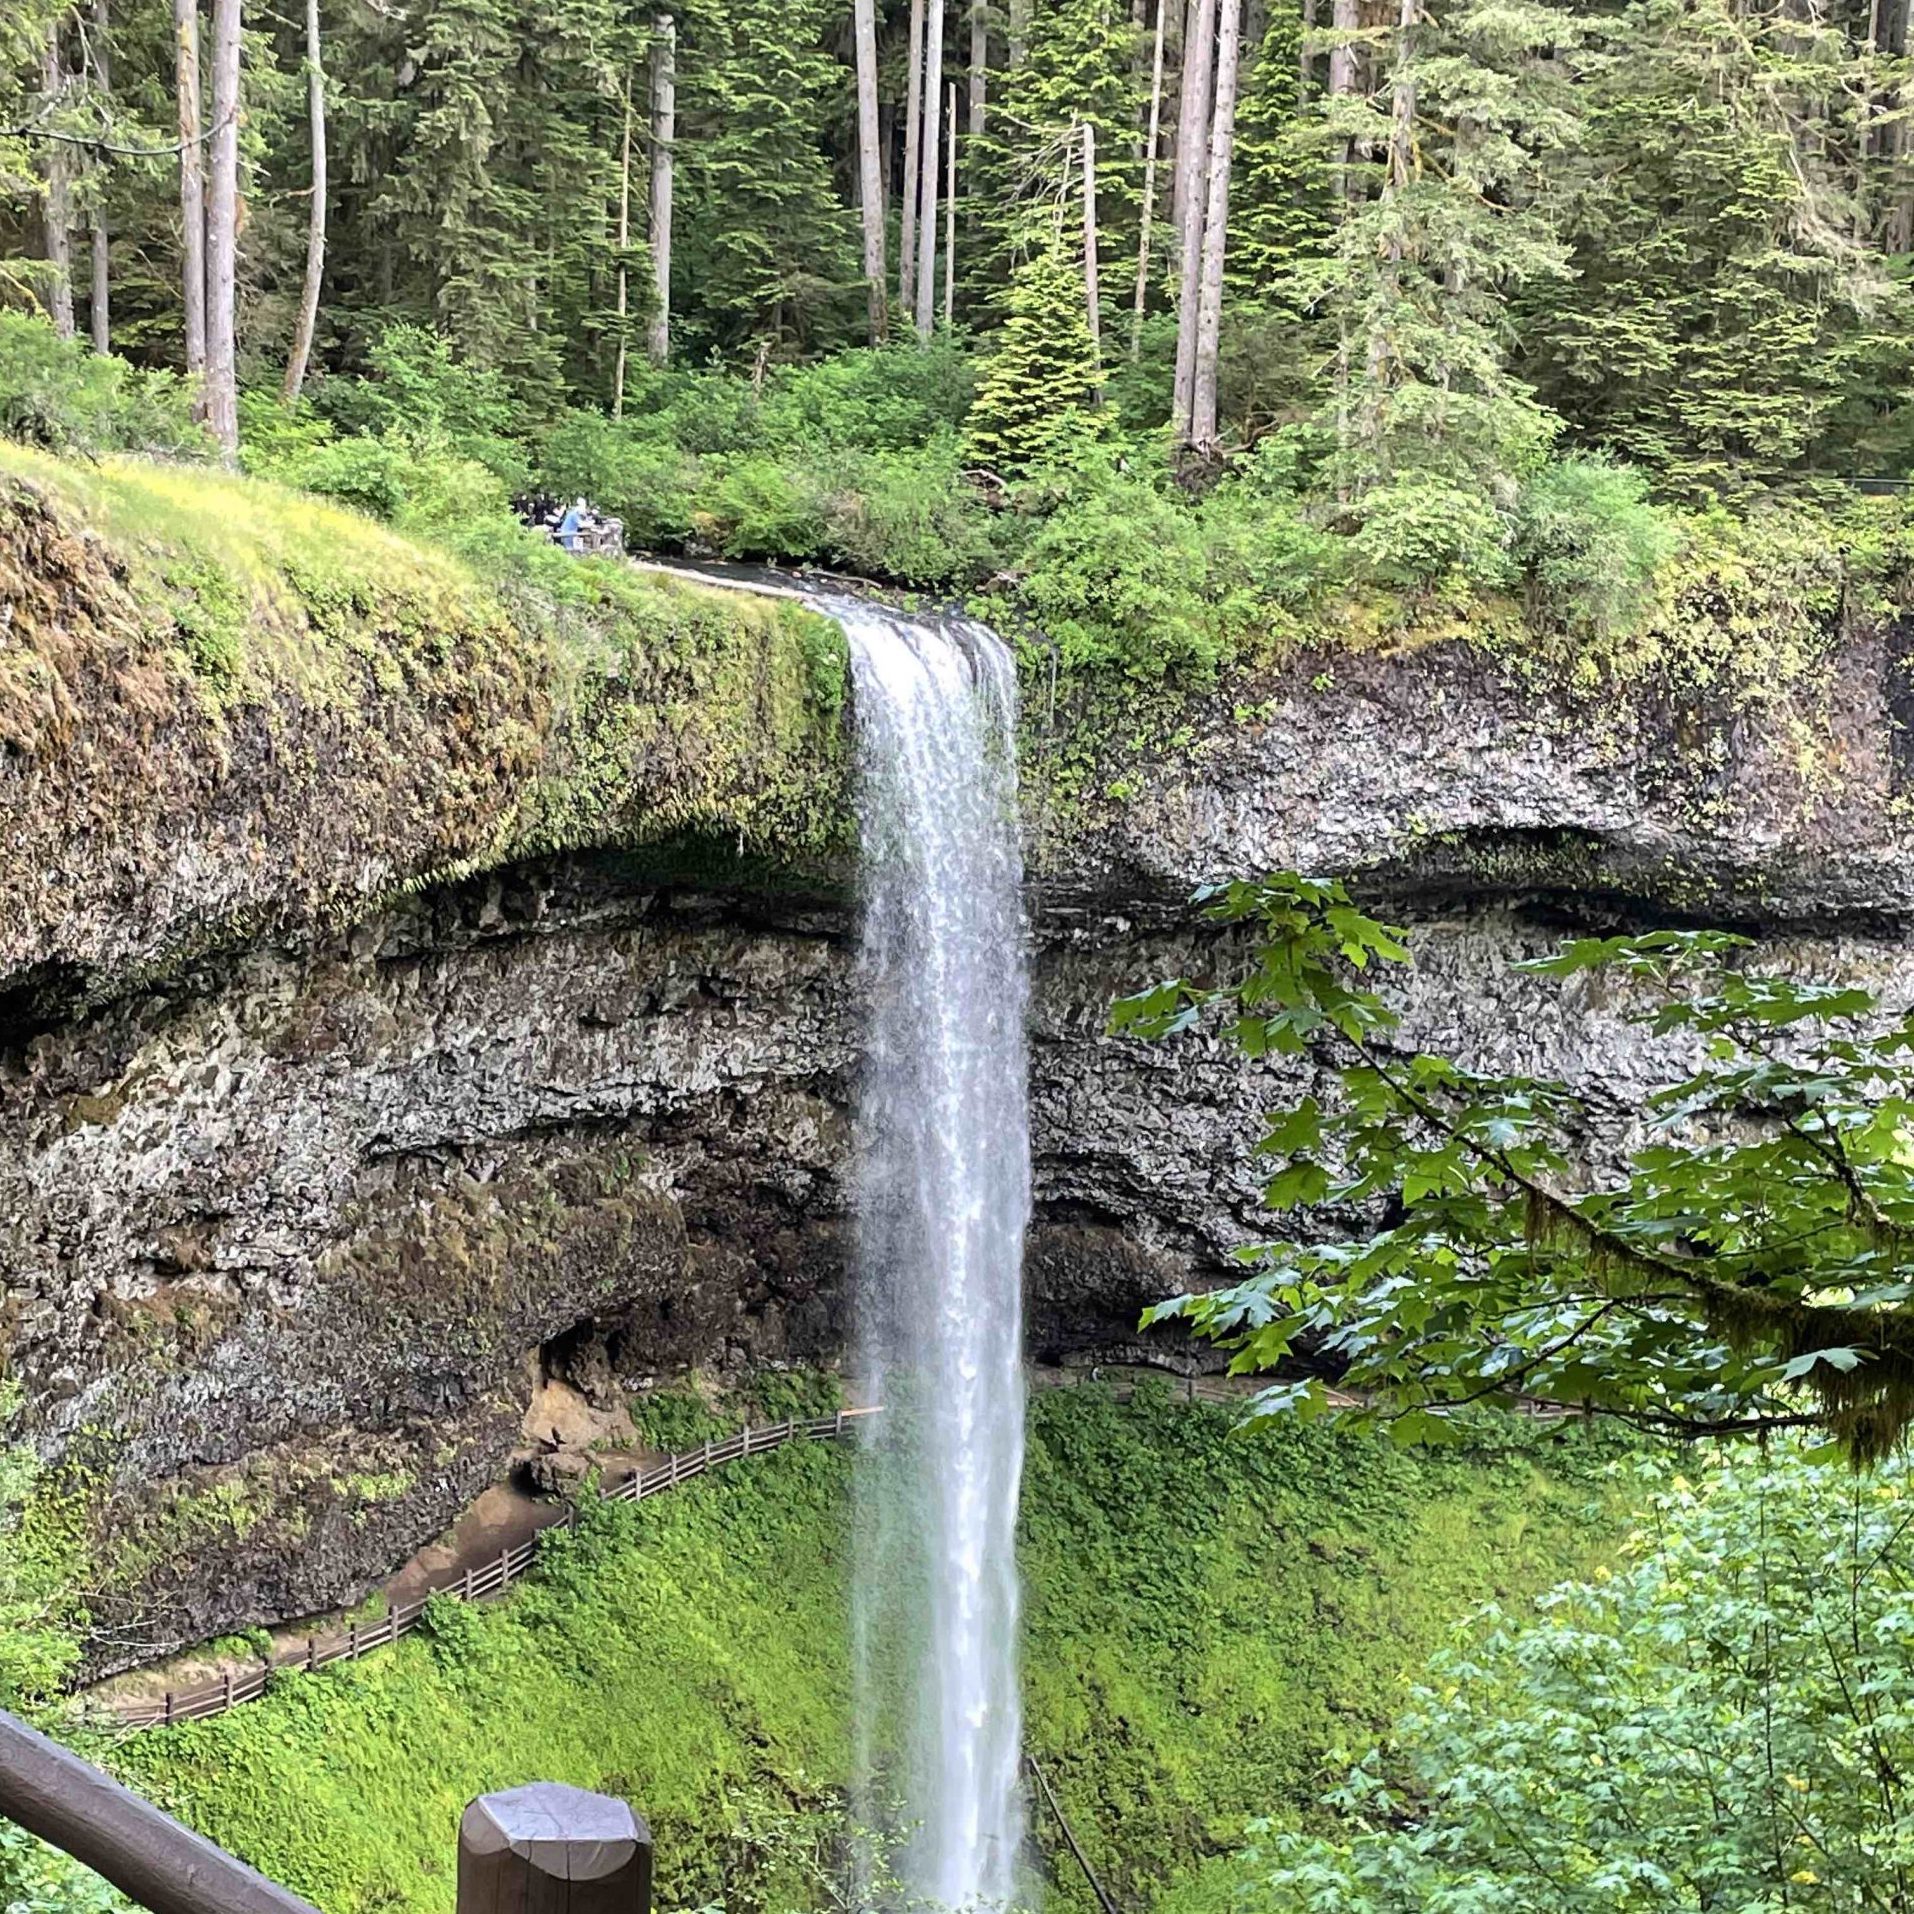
[4, 461, 1910, 1666]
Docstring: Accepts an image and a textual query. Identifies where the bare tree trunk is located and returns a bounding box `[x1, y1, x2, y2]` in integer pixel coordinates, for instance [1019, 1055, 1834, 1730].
[1132, 0, 1167, 355]
[1298, 0, 1316, 99]
[968, 0, 987, 134]
[1170, 0, 1217, 437]
[1082, 119, 1102, 381]
[204, 0, 241, 458]
[944, 81, 957, 325]
[40, 26, 75, 340]
[282, 0, 325, 401]
[612, 74, 632, 412]
[1009, 0, 1030, 65]
[914, 0, 945, 338]
[88, 0, 111, 354]
[176, 0, 205, 378]
[1169, 0, 1215, 259]
[647, 12, 674, 367]
[900, 0, 925, 313]
[1190, 0, 1242, 454]
[854, 0, 888, 339]
[1328, 0, 1360, 203]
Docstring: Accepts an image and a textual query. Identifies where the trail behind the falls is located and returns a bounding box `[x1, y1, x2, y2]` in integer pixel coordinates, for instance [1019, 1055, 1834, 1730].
[837, 595, 1032, 1912]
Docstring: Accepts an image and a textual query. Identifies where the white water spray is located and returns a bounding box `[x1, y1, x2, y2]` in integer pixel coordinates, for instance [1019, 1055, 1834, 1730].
[837, 595, 1031, 1913]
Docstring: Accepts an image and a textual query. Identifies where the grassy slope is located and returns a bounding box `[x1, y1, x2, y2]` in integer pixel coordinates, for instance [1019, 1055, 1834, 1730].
[107, 1385, 1625, 1914]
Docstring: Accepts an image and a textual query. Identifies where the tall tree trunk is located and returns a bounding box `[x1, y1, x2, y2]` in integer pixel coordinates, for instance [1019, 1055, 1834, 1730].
[1328, 0, 1361, 204]
[203, 0, 241, 458]
[900, 0, 925, 312]
[1132, 0, 1167, 355]
[1082, 119, 1102, 381]
[612, 75, 632, 413]
[1170, 0, 1218, 437]
[1297, 0, 1316, 100]
[88, 0, 111, 355]
[968, 0, 987, 134]
[1189, 0, 1242, 454]
[854, 0, 887, 340]
[944, 81, 957, 325]
[282, 0, 325, 401]
[1169, 0, 1215, 261]
[647, 12, 675, 367]
[914, 0, 945, 338]
[40, 26, 75, 341]
[175, 0, 205, 377]
[1009, 0, 1030, 65]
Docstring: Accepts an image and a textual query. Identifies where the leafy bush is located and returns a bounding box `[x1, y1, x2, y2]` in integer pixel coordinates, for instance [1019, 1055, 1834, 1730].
[310, 326, 531, 493]
[707, 456, 832, 560]
[816, 437, 996, 586]
[1245, 1449, 1914, 1912]
[536, 411, 702, 547]
[1347, 472, 1517, 593]
[757, 337, 976, 452]
[0, 313, 206, 459]
[1015, 452, 1217, 677]
[1515, 454, 1681, 644]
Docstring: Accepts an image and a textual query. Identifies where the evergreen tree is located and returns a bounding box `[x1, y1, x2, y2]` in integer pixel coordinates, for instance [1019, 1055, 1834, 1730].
[966, 238, 1104, 469]
[1517, 0, 1914, 494]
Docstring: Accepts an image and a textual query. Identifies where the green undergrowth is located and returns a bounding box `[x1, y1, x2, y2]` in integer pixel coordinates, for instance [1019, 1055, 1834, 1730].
[96, 1383, 1626, 1914]
[0, 444, 853, 893]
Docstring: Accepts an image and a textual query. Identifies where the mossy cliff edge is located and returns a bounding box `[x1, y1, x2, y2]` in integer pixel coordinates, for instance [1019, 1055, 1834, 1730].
[0, 447, 852, 1020]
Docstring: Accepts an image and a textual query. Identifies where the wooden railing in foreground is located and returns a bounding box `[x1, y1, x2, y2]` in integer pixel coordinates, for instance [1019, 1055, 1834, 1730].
[97, 1408, 882, 1733]
[0, 1708, 321, 1914]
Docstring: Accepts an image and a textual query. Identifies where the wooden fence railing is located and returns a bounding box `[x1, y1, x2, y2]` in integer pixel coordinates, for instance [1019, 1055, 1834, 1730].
[88, 1366, 1567, 1734]
[96, 1408, 882, 1733]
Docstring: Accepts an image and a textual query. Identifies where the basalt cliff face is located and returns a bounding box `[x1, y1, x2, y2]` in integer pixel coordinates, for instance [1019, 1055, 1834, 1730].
[4, 464, 1912, 1670]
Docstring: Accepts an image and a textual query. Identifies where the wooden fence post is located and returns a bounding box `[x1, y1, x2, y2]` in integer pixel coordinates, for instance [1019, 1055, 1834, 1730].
[306, 1637, 317, 1672]
[462, 1564, 475, 1601]
[458, 1782, 652, 1914]
[347, 1624, 358, 1660]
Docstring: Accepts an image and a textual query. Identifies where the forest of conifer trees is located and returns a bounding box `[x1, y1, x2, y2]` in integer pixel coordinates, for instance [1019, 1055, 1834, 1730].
[6, 0, 1914, 675]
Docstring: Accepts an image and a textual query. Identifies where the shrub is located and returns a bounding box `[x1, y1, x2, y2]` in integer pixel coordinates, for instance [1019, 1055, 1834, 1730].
[759, 337, 977, 452]
[817, 438, 996, 586]
[1016, 453, 1217, 677]
[1514, 453, 1682, 644]
[0, 312, 206, 458]
[706, 455, 832, 560]
[1245, 1449, 1914, 1913]
[1347, 472, 1516, 593]
[310, 325, 531, 492]
[536, 410, 702, 547]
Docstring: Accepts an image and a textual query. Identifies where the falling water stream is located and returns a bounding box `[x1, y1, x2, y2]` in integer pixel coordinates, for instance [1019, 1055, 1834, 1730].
[629, 564, 1032, 1907]
[833, 594, 1031, 1913]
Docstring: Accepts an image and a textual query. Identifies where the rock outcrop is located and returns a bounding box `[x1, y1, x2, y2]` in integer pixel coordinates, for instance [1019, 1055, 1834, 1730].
[4, 459, 1911, 1667]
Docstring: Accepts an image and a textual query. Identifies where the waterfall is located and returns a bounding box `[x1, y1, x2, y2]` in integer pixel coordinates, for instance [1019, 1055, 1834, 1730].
[836, 594, 1031, 1913]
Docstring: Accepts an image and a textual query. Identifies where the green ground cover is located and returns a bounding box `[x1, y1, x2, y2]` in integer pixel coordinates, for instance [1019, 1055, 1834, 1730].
[98, 1383, 1626, 1914]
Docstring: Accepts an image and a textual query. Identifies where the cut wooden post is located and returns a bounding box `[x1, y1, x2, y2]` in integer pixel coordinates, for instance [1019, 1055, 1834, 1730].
[222, 1669, 235, 1712]
[347, 1623, 358, 1659]
[462, 1564, 475, 1601]
[458, 1782, 652, 1914]
[306, 1637, 317, 1672]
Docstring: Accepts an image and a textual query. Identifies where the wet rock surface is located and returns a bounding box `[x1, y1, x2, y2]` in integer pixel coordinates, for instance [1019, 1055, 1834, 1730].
[7, 602, 1914, 1663]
